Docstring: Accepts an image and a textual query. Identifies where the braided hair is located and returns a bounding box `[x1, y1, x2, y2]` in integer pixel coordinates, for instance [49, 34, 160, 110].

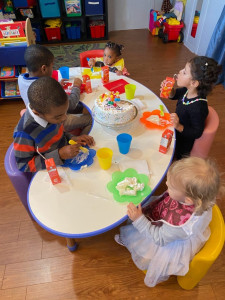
[189, 56, 222, 98]
[105, 41, 124, 57]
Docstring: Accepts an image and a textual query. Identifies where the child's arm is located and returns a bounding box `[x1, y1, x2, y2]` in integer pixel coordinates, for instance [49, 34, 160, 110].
[13, 133, 64, 172]
[127, 203, 189, 246]
[67, 78, 82, 114]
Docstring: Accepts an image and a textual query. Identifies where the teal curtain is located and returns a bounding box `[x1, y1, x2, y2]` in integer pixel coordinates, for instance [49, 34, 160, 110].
[206, 5, 225, 87]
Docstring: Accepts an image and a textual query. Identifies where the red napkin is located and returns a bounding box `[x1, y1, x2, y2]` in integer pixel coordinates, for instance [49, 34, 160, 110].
[103, 79, 129, 94]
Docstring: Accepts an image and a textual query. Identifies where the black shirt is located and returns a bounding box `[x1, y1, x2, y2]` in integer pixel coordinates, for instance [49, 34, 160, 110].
[171, 87, 208, 159]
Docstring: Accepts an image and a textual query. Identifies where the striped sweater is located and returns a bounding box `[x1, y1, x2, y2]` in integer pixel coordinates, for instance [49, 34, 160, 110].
[13, 110, 72, 172]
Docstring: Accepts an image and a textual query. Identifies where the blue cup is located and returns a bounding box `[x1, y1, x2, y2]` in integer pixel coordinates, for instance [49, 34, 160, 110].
[117, 133, 132, 154]
[59, 66, 69, 79]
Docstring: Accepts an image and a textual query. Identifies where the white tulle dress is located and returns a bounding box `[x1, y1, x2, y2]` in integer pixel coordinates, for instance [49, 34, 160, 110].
[119, 194, 212, 287]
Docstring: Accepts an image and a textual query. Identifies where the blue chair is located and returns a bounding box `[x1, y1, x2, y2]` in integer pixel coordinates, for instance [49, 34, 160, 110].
[4, 143, 33, 218]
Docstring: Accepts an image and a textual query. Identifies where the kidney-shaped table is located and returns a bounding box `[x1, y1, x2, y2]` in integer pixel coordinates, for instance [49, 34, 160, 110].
[28, 69, 175, 251]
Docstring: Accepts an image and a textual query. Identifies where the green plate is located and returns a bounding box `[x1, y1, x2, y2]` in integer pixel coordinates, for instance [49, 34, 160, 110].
[107, 168, 151, 204]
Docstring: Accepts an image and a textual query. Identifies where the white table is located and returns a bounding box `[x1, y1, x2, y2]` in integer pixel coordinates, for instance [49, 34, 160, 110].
[28, 69, 175, 251]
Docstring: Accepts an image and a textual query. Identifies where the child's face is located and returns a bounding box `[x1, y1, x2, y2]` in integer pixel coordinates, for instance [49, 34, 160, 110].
[39, 100, 69, 124]
[176, 62, 194, 88]
[103, 47, 118, 66]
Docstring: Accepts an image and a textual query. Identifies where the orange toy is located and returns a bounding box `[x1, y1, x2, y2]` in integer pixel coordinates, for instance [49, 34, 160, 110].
[140, 109, 171, 130]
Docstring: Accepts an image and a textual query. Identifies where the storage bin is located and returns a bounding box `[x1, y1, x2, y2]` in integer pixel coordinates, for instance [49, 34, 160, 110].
[66, 24, 81, 40]
[44, 27, 61, 41]
[13, 0, 36, 8]
[90, 23, 105, 38]
[85, 0, 103, 15]
[33, 27, 41, 42]
[64, 0, 82, 17]
[39, 0, 60, 18]
[1, 81, 20, 98]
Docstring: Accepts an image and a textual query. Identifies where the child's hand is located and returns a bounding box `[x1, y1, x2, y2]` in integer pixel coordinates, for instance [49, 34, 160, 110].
[59, 79, 69, 87]
[88, 58, 95, 68]
[127, 203, 143, 221]
[73, 78, 82, 88]
[59, 144, 81, 160]
[71, 135, 95, 147]
[116, 70, 123, 76]
[170, 113, 184, 132]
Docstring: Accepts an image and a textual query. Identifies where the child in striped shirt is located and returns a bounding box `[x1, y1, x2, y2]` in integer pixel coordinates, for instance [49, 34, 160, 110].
[14, 77, 95, 172]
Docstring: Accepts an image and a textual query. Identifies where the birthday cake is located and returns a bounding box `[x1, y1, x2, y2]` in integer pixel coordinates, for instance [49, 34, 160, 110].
[93, 92, 137, 125]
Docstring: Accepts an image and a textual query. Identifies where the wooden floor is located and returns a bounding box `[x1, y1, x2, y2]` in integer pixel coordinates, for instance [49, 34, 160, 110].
[0, 29, 225, 300]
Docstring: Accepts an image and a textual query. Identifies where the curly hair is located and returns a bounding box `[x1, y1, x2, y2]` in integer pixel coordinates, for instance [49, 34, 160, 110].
[189, 56, 222, 98]
[105, 41, 124, 57]
[28, 77, 67, 114]
[167, 157, 224, 215]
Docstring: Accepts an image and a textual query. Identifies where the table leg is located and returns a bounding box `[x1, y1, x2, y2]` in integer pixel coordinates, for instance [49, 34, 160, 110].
[66, 238, 78, 252]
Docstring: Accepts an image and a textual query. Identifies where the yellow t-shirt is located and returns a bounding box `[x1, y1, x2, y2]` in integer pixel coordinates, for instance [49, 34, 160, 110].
[95, 57, 125, 71]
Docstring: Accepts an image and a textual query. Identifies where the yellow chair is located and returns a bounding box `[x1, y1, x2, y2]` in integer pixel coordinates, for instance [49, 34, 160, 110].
[177, 204, 225, 290]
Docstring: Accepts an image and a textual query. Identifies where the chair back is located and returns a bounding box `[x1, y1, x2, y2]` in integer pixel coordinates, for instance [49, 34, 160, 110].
[177, 204, 225, 289]
[190, 106, 219, 158]
[4, 143, 33, 217]
[80, 49, 104, 67]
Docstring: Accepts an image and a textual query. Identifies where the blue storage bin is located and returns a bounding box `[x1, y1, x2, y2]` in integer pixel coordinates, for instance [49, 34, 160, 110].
[1, 82, 20, 98]
[13, 0, 36, 8]
[39, 0, 60, 18]
[66, 25, 81, 40]
[33, 28, 41, 42]
[85, 0, 103, 15]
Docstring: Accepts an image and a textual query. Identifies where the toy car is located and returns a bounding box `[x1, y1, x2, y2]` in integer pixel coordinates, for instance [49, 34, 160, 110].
[158, 21, 184, 43]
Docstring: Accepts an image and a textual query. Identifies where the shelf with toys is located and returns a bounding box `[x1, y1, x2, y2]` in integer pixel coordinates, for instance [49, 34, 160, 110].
[0, 16, 34, 100]
[0, 66, 27, 101]
[10, 0, 108, 44]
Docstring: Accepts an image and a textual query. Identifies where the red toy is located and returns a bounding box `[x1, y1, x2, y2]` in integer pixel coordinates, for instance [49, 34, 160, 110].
[159, 129, 173, 154]
[158, 21, 184, 43]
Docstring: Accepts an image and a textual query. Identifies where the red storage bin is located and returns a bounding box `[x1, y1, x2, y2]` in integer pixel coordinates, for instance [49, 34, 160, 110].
[44, 27, 61, 41]
[90, 24, 105, 38]
[163, 21, 184, 42]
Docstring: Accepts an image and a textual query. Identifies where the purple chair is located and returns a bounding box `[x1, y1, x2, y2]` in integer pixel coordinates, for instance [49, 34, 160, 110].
[4, 143, 33, 218]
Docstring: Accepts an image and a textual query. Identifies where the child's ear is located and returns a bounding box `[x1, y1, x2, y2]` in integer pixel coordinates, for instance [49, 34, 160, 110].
[191, 80, 199, 88]
[40, 64, 47, 74]
[185, 196, 194, 205]
[32, 108, 42, 117]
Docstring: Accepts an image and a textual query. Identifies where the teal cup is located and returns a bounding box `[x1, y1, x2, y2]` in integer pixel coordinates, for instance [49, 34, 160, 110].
[117, 133, 132, 154]
[59, 66, 69, 79]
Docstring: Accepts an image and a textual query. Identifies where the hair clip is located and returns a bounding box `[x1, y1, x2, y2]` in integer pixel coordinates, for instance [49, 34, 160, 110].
[205, 62, 208, 66]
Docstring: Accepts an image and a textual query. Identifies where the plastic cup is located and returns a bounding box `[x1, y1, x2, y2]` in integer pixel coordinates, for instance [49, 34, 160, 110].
[97, 148, 113, 170]
[125, 84, 136, 100]
[117, 133, 132, 154]
[59, 66, 69, 79]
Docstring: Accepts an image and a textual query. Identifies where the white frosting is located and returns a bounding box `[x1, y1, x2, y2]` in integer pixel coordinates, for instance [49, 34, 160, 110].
[116, 177, 145, 196]
[94, 93, 136, 125]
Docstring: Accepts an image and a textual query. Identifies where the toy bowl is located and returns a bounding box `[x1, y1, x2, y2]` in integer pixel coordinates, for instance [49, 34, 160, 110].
[140, 109, 171, 130]
[62, 148, 96, 171]
[107, 168, 151, 204]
